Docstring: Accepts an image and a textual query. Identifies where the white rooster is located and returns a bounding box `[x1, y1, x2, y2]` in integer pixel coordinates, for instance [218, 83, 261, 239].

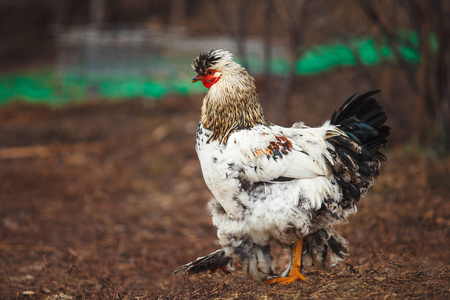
[175, 49, 389, 285]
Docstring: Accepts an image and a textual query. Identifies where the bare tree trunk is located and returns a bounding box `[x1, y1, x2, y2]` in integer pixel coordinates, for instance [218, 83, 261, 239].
[263, 0, 274, 77]
[170, 0, 186, 29]
[236, 0, 249, 68]
[89, 0, 104, 29]
[218, 0, 251, 69]
[429, 0, 450, 150]
[261, 0, 274, 108]
[271, 0, 309, 124]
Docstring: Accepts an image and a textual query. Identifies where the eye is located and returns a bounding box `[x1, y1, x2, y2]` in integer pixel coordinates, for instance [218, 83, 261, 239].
[207, 70, 214, 75]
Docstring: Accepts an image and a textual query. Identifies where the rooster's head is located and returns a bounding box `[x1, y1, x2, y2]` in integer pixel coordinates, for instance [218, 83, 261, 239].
[192, 49, 268, 143]
[191, 49, 236, 88]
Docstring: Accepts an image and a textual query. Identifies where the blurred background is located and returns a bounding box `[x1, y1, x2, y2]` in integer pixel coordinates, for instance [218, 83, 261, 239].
[1, 0, 449, 150]
[0, 1, 449, 298]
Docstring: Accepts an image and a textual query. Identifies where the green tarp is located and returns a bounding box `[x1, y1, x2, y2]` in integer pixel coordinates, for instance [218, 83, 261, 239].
[0, 32, 430, 105]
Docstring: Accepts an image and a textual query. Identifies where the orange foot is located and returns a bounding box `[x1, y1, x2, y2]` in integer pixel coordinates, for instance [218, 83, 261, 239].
[264, 239, 306, 285]
[264, 268, 306, 285]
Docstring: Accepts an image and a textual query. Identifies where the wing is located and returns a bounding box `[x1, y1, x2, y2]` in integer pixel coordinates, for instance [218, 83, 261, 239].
[226, 124, 336, 183]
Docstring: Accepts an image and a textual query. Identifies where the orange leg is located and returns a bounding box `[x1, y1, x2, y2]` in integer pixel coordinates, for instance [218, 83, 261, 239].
[264, 239, 306, 285]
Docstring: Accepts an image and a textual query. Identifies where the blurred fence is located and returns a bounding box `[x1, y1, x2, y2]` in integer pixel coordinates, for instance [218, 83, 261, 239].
[0, 26, 422, 104]
[55, 24, 280, 101]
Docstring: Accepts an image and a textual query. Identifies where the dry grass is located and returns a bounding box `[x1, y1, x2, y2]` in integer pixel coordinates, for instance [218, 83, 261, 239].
[0, 91, 448, 299]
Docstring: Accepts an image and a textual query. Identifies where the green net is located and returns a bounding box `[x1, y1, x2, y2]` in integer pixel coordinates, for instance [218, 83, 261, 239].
[0, 32, 430, 106]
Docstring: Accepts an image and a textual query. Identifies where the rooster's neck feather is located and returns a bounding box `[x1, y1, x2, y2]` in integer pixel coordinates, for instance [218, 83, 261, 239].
[201, 64, 268, 144]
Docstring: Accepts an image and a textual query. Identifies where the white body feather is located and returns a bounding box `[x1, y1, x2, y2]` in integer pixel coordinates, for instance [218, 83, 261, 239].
[196, 123, 347, 249]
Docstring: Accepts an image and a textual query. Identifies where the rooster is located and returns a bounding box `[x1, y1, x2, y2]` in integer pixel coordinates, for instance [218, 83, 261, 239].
[175, 49, 389, 285]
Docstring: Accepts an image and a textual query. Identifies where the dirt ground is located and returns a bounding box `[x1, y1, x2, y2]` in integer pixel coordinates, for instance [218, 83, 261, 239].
[0, 81, 449, 299]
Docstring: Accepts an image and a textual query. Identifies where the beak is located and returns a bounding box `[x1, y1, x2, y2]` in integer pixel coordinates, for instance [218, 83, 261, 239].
[191, 74, 202, 83]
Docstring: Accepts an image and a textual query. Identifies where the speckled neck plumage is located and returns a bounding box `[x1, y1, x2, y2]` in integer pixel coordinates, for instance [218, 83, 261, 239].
[201, 64, 269, 144]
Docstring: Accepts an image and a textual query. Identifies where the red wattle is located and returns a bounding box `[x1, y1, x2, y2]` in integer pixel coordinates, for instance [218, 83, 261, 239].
[202, 76, 220, 88]
[202, 81, 213, 88]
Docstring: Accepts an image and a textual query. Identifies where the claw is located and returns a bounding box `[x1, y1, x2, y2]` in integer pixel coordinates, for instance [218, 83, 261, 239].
[264, 270, 306, 285]
[264, 239, 306, 285]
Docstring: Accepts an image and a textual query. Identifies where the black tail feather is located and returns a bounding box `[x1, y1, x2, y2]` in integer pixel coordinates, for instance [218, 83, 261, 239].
[328, 90, 390, 203]
[174, 249, 232, 275]
[331, 90, 382, 125]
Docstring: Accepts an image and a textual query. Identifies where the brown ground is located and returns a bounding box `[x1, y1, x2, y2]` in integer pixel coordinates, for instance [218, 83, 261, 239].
[0, 81, 449, 299]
